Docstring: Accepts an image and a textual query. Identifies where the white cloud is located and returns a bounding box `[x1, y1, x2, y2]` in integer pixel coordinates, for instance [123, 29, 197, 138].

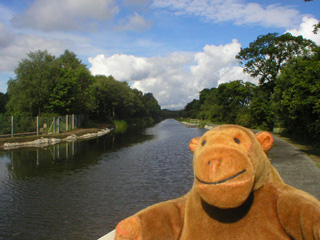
[151, 0, 303, 28]
[116, 12, 152, 32]
[89, 40, 257, 109]
[89, 53, 152, 80]
[0, 33, 65, 72]
[11, 0, 119, 31]
[218, 66, 258, 85]
[286, 17, 320, 45]
[0, 22, 15, 48]
[190, 39, 242, 88]
[0, 25, 67, 92]
[0, 20, 98, 72]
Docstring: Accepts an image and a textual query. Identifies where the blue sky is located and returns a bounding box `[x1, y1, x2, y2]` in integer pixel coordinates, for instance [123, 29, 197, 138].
[0, 0, 319, 109]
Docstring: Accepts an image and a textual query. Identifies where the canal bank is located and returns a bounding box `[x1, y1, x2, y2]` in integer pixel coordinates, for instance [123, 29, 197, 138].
[0, 125, 114, 150]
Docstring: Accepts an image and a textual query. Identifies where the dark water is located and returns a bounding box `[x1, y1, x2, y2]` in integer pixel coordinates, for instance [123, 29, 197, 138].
[0, 119, 207, 240]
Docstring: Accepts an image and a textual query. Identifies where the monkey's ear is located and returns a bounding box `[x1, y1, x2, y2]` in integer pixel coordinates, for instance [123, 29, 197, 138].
[255, 132, 274, 153]
[189, 137, 200, 153]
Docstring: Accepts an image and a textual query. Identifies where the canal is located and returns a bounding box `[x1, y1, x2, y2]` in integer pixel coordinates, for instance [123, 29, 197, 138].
[0, 119, 207, 240]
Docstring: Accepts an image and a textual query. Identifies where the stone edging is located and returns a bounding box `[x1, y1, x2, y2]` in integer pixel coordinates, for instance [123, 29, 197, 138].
[3, 128, 112, 150]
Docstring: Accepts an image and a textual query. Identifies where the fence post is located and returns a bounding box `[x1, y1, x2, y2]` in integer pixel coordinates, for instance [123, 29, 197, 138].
[11, 116, 14, 138]
[66, 114, 68, 131]
[58, 117, 60, 134]
[72, 114, 75, 130]
[36, 116, 39, 135]
[53, 117, 56, 134]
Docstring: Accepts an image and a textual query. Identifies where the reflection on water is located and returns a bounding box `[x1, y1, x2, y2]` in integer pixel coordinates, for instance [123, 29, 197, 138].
[0, 119, 207, 240]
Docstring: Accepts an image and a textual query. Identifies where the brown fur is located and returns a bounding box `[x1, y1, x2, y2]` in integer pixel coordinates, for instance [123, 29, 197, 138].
[115, 124, 320, 240]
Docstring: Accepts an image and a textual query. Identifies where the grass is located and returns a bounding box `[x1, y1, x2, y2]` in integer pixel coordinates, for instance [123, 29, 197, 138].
[113, 120, 128, 133]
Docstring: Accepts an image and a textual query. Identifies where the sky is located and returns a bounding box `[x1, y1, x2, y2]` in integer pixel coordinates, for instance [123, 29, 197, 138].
[0, 0, 319, 109]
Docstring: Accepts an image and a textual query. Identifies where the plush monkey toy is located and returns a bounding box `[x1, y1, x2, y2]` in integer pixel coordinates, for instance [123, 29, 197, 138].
[115, 124, 320, 240]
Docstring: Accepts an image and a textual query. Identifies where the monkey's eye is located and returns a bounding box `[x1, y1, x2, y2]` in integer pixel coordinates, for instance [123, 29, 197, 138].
[202, 140, 207, 146]
[234, 138, 241, 144]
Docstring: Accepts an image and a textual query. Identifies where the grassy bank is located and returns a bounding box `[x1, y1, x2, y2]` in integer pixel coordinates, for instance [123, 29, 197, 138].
[0, 123, 114, 148]
[0, 117, 156, 148]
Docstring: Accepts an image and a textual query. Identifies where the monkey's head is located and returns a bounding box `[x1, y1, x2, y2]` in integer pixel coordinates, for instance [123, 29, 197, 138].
[189, 125, 274, 209]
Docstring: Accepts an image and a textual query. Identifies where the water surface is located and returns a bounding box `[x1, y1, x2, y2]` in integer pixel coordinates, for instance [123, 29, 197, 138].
[0, 119, 207, 240]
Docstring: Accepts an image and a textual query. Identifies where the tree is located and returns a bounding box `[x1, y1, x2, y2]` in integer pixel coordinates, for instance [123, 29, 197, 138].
[236, 33, 316, 130]
[0, 92, 8, 113]
[216, 80, 256, 125]
[274, 52, 320, 142]
[236, 33, 316, 92]
[183, 99, 200, 119]
[53, 50, 95, 114]
[7, 50, 95, 116]
[92, 75, 159, 120]
[141, 93, 161, 120]
[47, 67, 78, 114]
[6, 50, 59, 116]
[184, 80, 256, 126]
[249, 87, 275, 130]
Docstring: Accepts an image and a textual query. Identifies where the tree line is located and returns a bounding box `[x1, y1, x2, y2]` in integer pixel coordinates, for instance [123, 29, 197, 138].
[0, 50, 161, 124]
[183, 32, 320, 143]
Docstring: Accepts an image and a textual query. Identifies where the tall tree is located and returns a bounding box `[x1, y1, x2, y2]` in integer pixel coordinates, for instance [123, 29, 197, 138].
[192, 80, 256, 126]
[236, 33, 316, 92]
[6, 50, 59, 116]
[53, 50, 95, 114]
[92, 75, 149, 120]
[141, 93, 161, 119]
[274, 51, 320, 142]
[183, 99, 200, 119]
[7, 50, 95, 116]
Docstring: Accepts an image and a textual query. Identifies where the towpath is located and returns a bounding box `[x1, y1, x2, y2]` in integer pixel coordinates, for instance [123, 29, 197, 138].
[269, 135, 320, 200]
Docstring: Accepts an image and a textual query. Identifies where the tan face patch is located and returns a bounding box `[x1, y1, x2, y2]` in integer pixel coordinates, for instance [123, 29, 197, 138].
[192, 127, 255, 208]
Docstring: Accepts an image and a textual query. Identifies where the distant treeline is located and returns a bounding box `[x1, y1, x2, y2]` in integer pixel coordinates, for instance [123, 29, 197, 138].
[182, 33, 320, 143]
[0, 50, 164, 124]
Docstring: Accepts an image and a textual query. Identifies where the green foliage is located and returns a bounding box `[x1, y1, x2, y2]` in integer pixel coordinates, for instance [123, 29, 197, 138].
[91, 75, 161, 121]
[142, 93, 161, 120]
[12, 113, 37, 134]
[249, 88, 275, 130]
[197, 80, 256, 125]
[114, 120, 128, 133]
[5, 49, 161, 124]
[160, 109, 182, 119]
[183, 99, 200, 118]
[236, 33, 316, 93]
[234, 33, 316, 130]
[0, 113, 11, 134]
[274, 53, 320, 142]
[0, 92, 8, 113]
[7, 50, 59, 116]
[6, 50, 94, 116]
[48, 50, 95, 114]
